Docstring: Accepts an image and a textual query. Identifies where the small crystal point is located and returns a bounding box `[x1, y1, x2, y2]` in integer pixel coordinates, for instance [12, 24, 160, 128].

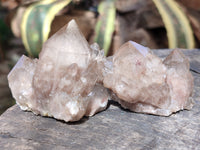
[129, 41, 149, 57]
[163, 49, 194, 112]
[8, 55, 38, 111]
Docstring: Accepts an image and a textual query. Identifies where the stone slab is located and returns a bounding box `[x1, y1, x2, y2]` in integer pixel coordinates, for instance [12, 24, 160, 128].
[0, 49, 200, 150]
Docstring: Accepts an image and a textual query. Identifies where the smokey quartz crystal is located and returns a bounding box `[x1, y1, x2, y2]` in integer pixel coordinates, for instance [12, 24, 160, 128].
[8, 20, 109, 122]
[103, 41, 193, 116]
[8, 20, 194, 122]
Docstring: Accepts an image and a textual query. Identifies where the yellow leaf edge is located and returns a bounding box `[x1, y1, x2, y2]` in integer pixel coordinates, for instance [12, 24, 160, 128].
[168, 0, 194, 49]
[42, 0, 72, 43]
[94, 0, 116, 56]
[21, 0, 71, 56]
[103, 1, 116, 55]
[153, 0, 195, 49]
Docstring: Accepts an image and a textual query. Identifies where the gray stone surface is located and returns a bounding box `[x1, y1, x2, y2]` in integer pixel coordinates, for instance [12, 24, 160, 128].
[0, 49, 200, 150]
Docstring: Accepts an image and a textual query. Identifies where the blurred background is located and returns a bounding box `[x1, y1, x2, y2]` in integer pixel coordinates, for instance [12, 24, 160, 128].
[0, 0, 200, 115]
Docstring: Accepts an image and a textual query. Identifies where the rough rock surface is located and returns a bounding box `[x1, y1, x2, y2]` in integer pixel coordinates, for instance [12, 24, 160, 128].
[1, 49, 200, 149]
[8, 20, 109, 122]
[103, 41, 193, 116]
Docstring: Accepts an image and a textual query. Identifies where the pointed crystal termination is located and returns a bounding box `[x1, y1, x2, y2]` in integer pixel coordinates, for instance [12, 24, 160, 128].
[103, 41, 194, 116]
[8, 20, 109, 122]
[39, 19, 92, 68]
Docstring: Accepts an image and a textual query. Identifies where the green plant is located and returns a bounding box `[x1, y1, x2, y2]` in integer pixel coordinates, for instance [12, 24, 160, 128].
[94, 0, 116, 56]
[21, 0, 72, 57]
[153, 0, 195, 49]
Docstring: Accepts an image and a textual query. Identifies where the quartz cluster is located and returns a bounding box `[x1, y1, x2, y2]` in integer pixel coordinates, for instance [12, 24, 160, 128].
[103, 41, 194, 116]
[8, 20, 194, 122]
[8, 20, 109, 122]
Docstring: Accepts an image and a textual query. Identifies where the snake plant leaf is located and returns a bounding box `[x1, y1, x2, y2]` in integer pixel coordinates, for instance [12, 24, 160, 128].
[153, 0, 195, 49]
[21, 0, 72, 57]
[94, 0, 116, 56]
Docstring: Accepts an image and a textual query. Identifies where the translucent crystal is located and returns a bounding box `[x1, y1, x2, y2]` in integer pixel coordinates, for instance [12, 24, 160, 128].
[103, 41, 193, 116]
[8, 20, 109, 122]
[8, 20, 194, 120]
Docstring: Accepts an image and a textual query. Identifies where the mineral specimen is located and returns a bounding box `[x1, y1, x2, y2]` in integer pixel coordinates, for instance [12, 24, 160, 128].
[8, 20, 109, 122]
[103, 41, 193, 116]
[8, 19, 194, 122]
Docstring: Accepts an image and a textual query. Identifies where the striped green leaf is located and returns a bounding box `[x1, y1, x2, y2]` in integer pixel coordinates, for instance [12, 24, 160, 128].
[21, 0, 72, 57]
[94, 0, 116, 56]
[153, 0, 195, 49]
